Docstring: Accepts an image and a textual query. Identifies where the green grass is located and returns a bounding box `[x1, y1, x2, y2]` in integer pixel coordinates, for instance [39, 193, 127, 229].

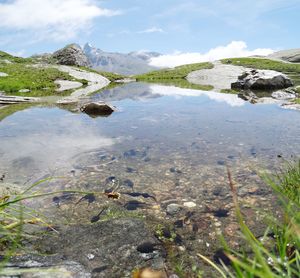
[0, 51, 32, 64]
[294, 99, 300, 104]
[222, 58, 300, 74]
[135, 62, 214, 80]
[220, 89, 240, 94]
[0, 63, 78, 97]
[134, 62, 214, 91]
[221, 57, 300, 90]
[0, 103, 36, 122]
[199, 162, 300, 278]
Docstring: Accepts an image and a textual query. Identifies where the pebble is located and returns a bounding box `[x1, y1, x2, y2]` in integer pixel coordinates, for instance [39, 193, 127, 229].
[166, 203, 181, 215]
[87, 254, 95, 260]
[183, 201, 196, 208]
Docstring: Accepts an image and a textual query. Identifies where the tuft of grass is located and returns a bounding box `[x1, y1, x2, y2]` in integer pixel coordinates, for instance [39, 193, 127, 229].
[135, 62, 214, 80]
[199, 162, 300, 277]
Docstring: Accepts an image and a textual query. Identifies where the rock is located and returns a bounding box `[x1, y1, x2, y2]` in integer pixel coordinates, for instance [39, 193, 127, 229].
[80, 102, 115, 117]
[0, 95, 40, 105]
[18, 89, 31, 93]
[232, 69, 293, 90]
[38, 218, 166, 278]
[166, 203, 181, 215]
[269, 49, 300, 63]
[271, 90, 296, 100]
[281, 103, 300, 111]
[55, 80, 83, 92]
[6, 254, 91, 278]
[238, 91, 258, 103]
[0, 72, 8, 77]
[52, 44, 89, 67]
[183, 202, 197, 208]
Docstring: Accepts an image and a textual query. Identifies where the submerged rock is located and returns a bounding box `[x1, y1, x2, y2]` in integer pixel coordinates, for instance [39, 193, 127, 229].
[80, 101, 115, 117]
[166, 203, 181, 215]
[38, 218, 165, 277]
[232, 69, 293, 90]
[6, 255, 90, 278]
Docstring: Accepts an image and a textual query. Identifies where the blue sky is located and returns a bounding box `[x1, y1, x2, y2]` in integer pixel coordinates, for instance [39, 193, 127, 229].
[0, 0, 299, 59]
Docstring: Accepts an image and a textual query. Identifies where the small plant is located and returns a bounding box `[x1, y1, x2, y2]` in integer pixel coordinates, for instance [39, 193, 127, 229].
[198, 162, 300, 277]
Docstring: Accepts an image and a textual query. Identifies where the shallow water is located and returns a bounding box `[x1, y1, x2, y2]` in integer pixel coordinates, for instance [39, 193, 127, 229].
[1, 82, 299, 186]
[1, 82, 300, 271]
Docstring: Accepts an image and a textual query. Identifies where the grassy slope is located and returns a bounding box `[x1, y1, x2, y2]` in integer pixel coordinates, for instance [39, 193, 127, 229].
[134, 62, 214, 91]
[0, 51, 121, 97]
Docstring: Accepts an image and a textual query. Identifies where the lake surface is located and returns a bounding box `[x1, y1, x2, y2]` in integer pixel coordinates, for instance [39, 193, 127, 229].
[1, 82, 300, 272]
[1, 82, 299, 187]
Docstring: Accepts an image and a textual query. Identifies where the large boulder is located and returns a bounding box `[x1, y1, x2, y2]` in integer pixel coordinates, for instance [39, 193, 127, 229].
[52, 44, 89, 67]
[80, 101, 115, 117]
[232, 69, 293, 90]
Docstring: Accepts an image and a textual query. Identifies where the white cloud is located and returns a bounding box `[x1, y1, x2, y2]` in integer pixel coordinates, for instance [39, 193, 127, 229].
[150, 84, 245, 107]
[138, 27, 165, 34]
[149, 41, 275, 68]
[0, 0, 121, 41]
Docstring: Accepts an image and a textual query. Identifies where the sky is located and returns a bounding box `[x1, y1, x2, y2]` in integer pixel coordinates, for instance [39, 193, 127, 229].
[0, 0, 299, 67]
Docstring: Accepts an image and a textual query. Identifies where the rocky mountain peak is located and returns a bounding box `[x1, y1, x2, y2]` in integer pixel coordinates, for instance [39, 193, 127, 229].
[52, 44, 89, 67]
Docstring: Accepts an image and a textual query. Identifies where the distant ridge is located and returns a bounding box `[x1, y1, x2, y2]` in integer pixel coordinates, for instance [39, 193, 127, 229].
[83, 43, 161, 75]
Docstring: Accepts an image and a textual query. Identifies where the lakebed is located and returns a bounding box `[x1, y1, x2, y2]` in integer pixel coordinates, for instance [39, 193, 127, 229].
[1, 82, 300, 277]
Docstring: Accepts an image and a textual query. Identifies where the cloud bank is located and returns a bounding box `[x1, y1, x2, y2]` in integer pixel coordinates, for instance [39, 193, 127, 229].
[0, 0, 121, 41]
[149, 41, 274, 68]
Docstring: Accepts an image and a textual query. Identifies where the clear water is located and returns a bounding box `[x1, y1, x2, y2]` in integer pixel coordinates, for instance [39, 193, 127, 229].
[0, 82, 299, 206]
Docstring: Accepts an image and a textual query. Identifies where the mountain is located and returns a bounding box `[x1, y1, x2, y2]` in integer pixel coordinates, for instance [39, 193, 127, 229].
[52, 44, 89, 67]
[268, 49, 300, 63]
[83, 43, 160, 75]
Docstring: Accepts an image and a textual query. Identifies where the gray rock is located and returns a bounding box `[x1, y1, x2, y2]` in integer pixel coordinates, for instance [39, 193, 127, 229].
[0, 72, 8, 77]
[232, 69, 293, 90]
[269, 49, 300, 63]
[80, 101, 115, 117]
[166, 203, 181, 215]
[5, 255, 90, 278]
[18, 89, 30, 93]
[52, 44, 89, 67]
[272, 90, 296, 100]
[37, 218, 166, 278]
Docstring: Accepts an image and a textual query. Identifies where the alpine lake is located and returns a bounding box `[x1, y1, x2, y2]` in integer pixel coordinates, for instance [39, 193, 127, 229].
[1, 82, 300, 276]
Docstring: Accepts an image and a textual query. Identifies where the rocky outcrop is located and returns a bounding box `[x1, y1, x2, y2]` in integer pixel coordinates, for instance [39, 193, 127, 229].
[52, 44, 89, 67]
[80, 101, 115, 117]
[231, 69, 293, 90]
[269, 49, 300, 63]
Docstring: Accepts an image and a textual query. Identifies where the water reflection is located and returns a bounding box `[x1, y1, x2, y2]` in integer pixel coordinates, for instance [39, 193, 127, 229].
[0, 82, 299, 187]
